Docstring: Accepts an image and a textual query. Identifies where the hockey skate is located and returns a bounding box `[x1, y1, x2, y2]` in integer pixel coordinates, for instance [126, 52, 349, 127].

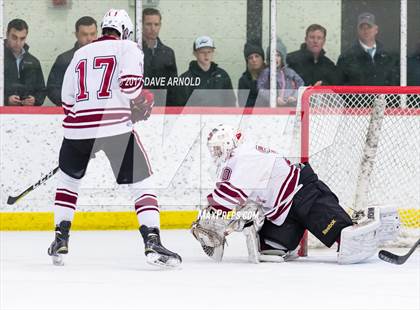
[140, 225, 182, 268]
[47, 221, 71, 266]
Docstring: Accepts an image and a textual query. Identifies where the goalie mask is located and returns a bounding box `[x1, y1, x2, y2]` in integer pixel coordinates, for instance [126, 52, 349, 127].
[101, 9, 134, 40]
[207, 124, 243, 164]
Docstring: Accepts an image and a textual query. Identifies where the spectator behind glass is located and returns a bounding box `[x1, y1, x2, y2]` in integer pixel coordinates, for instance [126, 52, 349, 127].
[142, 8, 178, 106]
[238, 42, 266, 107]
[4, 19, 46, 106]
[175, 35, 236, 107]
[287, 24, 338, 86]
[47, 16, 97, 106]
[257, 39, 304, 107]
[337, 12, 398, 86]
[407, 42, 420, 86]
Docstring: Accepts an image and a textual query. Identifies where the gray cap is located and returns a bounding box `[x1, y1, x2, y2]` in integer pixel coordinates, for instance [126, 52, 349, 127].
[358, 12, 376, 27]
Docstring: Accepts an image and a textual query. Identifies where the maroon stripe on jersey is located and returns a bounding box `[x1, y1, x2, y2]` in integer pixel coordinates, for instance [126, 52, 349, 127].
[136, 207, 159, 215]
[273, 165, 296, 208]
[62, 103, 72, 116]
[56, 188, 78, 196]
[67, 107, 131, 116]
[218, 181, 248, 199]
[268, 200, 293, 221]
[268, 168, 300, 219]
[54, 202, 76, 210]
[216, 182, 247, 205]
[119, 74, 143, 93]
[120, 74, 143, 79]
[207, 193, 233, 212]
[64, 112, 131, 124]
[213, 189, 238, 206]
[62, 102, 74, 108]
[63, 118, 130, 129]
[121, 82, 143, 94]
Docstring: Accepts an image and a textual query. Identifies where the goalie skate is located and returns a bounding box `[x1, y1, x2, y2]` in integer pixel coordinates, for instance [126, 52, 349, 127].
[47, 221, 71, 266]
[140, 225, 182, 268]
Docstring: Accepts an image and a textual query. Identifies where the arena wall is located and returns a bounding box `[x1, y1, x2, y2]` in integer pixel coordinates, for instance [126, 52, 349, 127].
[0, 107, 297, 229]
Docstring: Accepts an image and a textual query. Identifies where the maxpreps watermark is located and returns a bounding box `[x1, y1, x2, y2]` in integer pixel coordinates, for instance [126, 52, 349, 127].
[198, 208, 257, 221]
[144, 76, 200, 87]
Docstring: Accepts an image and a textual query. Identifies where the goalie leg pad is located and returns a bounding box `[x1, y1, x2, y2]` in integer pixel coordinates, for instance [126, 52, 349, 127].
[243, 225, 260, 264]
[377, 206, 400, 243]
[338, 208, 381, 264]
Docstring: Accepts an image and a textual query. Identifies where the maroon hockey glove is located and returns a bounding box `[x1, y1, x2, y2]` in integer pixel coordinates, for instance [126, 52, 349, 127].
[130, 89, 154, 123]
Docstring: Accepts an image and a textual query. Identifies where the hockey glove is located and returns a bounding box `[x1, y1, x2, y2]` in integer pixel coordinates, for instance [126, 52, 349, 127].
[130, 89, 154, 123]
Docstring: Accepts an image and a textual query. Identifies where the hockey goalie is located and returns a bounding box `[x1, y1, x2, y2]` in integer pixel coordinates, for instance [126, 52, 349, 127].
[191, 124, 399, 264]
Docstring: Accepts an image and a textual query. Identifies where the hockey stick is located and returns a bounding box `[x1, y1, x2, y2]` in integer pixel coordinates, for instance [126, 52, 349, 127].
[6, 166, 59, 205]
[378, 238, 420, 265]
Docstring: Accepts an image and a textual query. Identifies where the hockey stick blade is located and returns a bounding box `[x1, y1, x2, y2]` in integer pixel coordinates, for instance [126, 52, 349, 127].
[6, 167, 59, 205]
[378, 238, 420, 265]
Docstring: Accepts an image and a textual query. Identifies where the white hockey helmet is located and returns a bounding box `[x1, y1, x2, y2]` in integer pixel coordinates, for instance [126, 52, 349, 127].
[101, 9, 134, 40]
[207, 124, 243, 163]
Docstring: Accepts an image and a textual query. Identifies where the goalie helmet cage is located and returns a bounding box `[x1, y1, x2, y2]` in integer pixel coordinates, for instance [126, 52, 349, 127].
[297, 86, 420, 256]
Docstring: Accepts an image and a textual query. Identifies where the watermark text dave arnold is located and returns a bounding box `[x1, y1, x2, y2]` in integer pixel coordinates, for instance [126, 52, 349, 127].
[143, 76, 200, 87]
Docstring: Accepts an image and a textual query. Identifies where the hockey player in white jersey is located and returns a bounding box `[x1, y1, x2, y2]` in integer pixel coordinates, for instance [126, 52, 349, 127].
[192, 124, 388, 264]
[48, 9, 181, 268]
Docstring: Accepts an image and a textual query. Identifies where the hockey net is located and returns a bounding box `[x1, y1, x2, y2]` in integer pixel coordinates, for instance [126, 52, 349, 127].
[297, 86, 419, 251]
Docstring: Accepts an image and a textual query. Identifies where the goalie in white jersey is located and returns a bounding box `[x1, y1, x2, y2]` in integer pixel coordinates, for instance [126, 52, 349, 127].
[47, 9, 181, 268]
[192, 124, 389, 264]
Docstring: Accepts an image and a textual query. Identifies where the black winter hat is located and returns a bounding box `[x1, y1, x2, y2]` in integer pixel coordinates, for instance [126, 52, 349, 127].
[243, 42, 265, 61]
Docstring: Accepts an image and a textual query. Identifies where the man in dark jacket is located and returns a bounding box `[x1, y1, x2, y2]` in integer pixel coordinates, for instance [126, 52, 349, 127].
[238, 42, 266, 107]
[287, 24, 338, 86]
[407, 44, 420, 86]
[142, 8, 178, 106]
[176, 36, 236, 107]
[407, 45, 420, 107]
[337, 12, 398, 86]
[4, 19, 45, 106]
[47, 16, 97, 106]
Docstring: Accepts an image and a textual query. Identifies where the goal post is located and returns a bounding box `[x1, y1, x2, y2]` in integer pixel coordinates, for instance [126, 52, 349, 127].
[298, 86, 420, 250]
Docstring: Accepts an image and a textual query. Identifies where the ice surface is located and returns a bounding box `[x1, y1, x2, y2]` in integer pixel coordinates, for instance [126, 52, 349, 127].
[1, 230, 419, 310]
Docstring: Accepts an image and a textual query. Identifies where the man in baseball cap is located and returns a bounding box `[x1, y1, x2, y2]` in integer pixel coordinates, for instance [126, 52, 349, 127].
[357, 12, 376, 27]
[175, 35, 236, 107]
[356, 12, 378, 59]
[336, 11, 398, 88]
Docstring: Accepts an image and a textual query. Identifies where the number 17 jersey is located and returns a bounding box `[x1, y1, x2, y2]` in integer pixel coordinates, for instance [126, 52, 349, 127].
[61, 36, 144, 140]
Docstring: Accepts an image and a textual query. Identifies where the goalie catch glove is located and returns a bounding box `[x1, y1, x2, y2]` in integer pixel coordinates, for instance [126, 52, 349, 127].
[130, 89, 154, 123]
[191, 207, 229, 262]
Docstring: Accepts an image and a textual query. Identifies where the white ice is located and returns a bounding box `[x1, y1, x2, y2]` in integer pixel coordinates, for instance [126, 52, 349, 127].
[1, 230, 419, 310]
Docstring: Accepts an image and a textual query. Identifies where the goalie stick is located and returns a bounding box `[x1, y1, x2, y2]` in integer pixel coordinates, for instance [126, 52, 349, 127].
[378, 238, 420, 265]
[6, 166, 59, 205]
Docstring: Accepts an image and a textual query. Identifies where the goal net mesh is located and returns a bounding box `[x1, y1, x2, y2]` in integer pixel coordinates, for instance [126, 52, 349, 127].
[298, 86, 419, 247]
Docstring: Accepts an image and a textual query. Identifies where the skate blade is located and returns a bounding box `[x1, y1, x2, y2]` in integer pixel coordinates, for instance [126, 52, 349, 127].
[146, 253, 181, 269]
[51, 254, 64, 266]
